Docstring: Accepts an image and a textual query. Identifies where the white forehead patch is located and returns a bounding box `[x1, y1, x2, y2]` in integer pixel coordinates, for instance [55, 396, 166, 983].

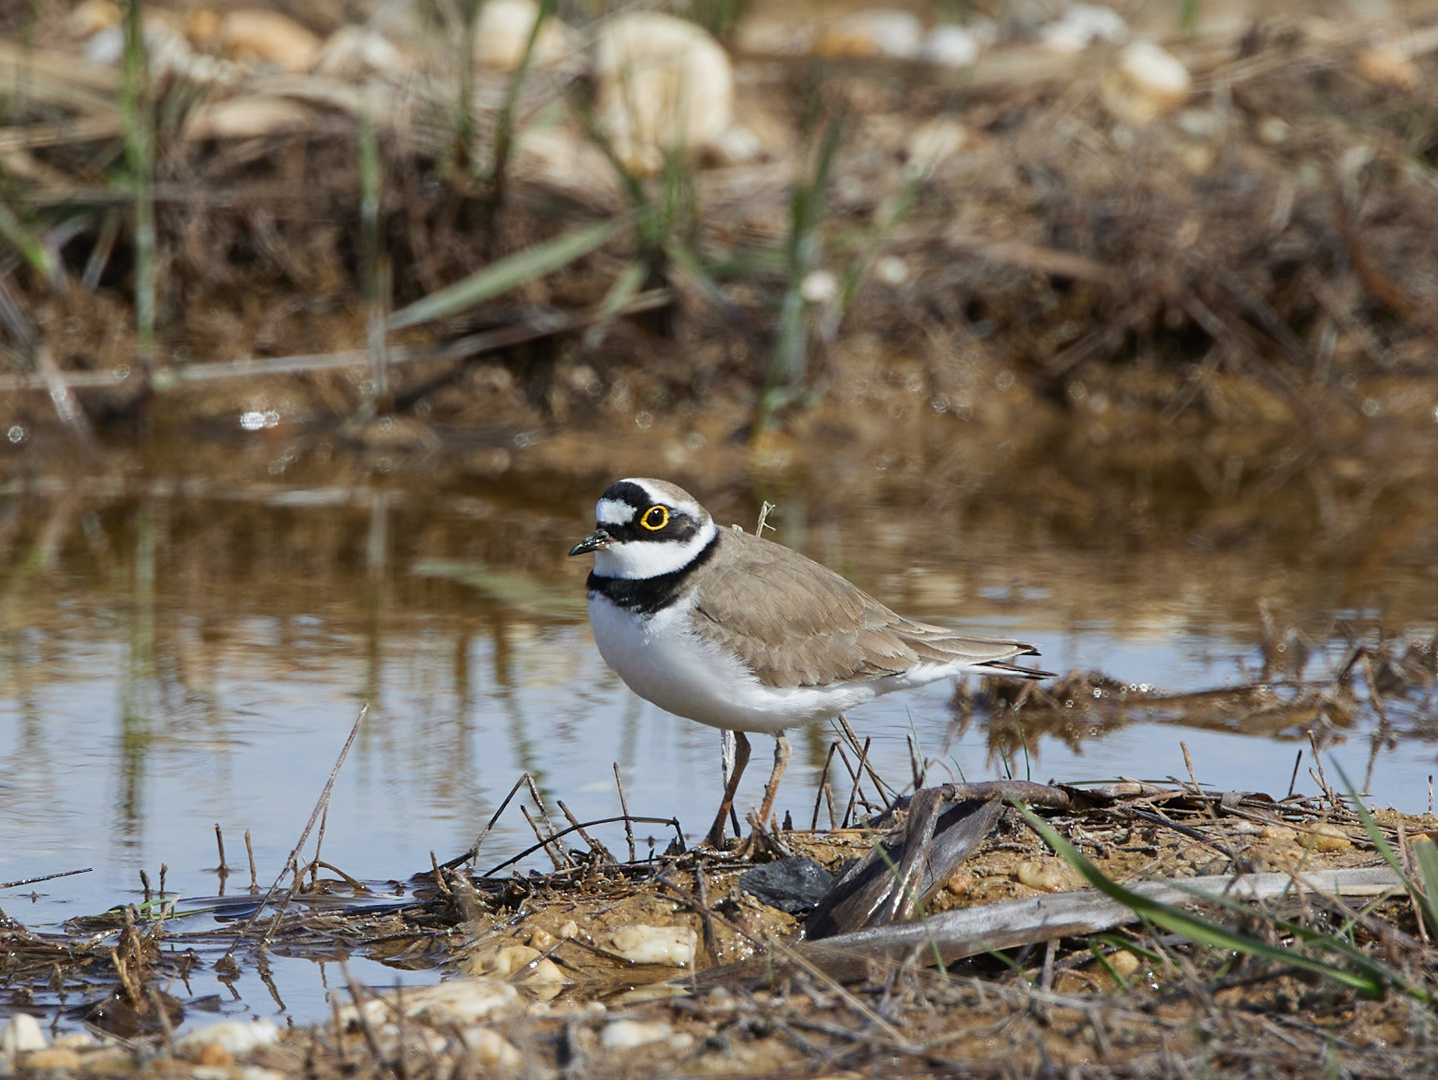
[596, 498, 636, 526]
[628, 478, 701, 519]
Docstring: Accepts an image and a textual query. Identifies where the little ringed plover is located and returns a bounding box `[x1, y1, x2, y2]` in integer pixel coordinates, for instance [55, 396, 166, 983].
[570, 478, 1051, 846]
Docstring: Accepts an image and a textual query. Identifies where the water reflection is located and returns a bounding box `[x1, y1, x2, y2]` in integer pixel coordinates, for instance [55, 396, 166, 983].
[0, 470, 1435, 1025]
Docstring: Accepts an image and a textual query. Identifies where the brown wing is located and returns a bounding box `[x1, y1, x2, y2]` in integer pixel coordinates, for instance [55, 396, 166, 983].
[689, 529, 1040, 689]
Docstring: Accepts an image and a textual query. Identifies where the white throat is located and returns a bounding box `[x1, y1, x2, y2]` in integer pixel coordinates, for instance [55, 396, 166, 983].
[593, 520, 717, 580]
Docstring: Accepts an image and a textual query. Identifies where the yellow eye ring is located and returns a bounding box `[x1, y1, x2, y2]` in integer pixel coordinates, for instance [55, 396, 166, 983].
[640, 505, 669, 531]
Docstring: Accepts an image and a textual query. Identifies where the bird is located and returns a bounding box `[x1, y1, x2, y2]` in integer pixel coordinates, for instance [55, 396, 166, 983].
[569, 477, 1051, 847]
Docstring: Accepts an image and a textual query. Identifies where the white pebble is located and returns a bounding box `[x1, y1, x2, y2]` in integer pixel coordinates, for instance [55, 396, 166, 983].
[875, 256, 908, 285]
[604, 925, 698, 966]
[920, 25, 980, 68]
[600, 1019, 672, 1051]
[1040, 3, 1129, 54]
[0, 1014, 46, 1054]
[800, 270, 838, 305]
[175, 1018, 280, 1058]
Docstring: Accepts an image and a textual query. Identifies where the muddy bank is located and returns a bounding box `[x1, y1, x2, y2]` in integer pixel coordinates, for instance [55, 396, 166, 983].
[4, 765, 1438, 1078]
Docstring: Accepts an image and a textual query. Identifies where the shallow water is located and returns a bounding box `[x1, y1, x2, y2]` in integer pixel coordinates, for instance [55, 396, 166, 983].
[1, 459, 1434, 1030]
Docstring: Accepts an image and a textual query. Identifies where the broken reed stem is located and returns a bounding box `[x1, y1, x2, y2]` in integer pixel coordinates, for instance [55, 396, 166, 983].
[0, 289, 672, 392]
[521, 804, 567, 871]
[614, 762, 636, 863]
[244, 829, 257, 892]
[1287, 750, 1303, 800]
[811, 740, 839, 831]
[837, 715, 894, 801]
[312, 804, 330, 888]
[218, 704, 367, 964]
[358, 104, 389, 415]
[834, 741, 863, 829]
[120, 0, 156, 368]
[214, 823, 229, 873]
[557, 799, 615, 863]
[480, 814, 680, 878]
[449, 772, 530, 870]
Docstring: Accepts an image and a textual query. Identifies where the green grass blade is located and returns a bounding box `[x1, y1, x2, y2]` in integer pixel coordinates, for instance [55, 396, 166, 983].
[388, 217, 624, 329]
[1010, 799, 1391, 999]
[1333, 759, 1438, 938]
[1413, 838, 1438, 935]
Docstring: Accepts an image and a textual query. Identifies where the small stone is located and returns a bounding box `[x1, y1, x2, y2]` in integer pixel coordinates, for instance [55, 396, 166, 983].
[1099, 40, 1191, 127]
[337, 978, 518, 1029]
[174, 1019, 280, 1060]
[739, 856, 834, 913]
[69, 0, 120, 37]
[816, 10, 923, 59]
[875, 256, 908, 285]
[197, 1043, 235, 1067]
[219, 9, 321, 73]
[1256, 116, 1290, 144]
[474, 0, 573, 70]
[0, 1014, 46, 1054]
[710, 125, 763, 166]
[186, 97, 315, 140]
[1311, 823, 1353, 852]
[595, 13, 733, 172]
[603, 925, 698, 966]
[1039, 3, 1129, 54]
[599, 1019, 672, 1051]
[463, 945, 565, 989]
[314, 27, 407, 79]
[527, 928, 556, 951]
[1015, 858, 1083, 893]
[905, 117, 967, 174]
[1355, 43, 1419, 91]
[1108, 950, 1140, 977]
[800, 270, 838, 305]
[921, 24, 980, 68]
[559, 920, 581, 940]
[460, 1027, 522, 1069]
[23, 1047, 82, 1070]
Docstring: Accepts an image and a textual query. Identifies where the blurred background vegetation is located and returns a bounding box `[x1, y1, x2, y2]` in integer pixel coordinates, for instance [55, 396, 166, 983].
[0, 0, 1435, 614]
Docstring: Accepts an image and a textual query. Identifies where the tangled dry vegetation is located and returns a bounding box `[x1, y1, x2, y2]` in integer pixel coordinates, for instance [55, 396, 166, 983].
[2, 633, 1438, 1077]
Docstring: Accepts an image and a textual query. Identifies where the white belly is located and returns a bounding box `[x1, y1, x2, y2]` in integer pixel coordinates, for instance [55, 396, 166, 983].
[587, 593, 882, 734]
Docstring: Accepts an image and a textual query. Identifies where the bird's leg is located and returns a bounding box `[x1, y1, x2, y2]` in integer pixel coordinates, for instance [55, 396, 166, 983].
[707, 730, 751, 848]
[755, 732, 792, 831]
[721, 729, 741, 836]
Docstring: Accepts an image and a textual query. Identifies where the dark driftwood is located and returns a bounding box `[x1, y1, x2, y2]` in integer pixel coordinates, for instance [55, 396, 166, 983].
[806, 782, 1072, 940]
[702, 866, 1402, 987]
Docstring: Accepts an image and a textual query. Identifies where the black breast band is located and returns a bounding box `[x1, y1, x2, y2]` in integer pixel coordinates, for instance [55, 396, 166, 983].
[587, 533, 720, 617]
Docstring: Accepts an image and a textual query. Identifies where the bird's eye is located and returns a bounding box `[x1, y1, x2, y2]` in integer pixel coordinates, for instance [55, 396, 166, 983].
[641, 505, 669, 531]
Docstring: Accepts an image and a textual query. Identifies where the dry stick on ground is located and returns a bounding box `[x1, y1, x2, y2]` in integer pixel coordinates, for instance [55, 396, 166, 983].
[520, 805, 568, 872]
[837, 717, 896, 803]
[811, 740, 840, 831]
[479, 815, 683, 878]
[1287, 749, 1304, 801]
[217, 704, 367, 965]
[523, 773, 567, 865]
[443, 772, 530, 870]
[833, 742, 863, 829]
[556, 799, 615, 864]
[0, 867, 92, 890]
[0, 288, 672, 391]
[613, 763, 637, 863]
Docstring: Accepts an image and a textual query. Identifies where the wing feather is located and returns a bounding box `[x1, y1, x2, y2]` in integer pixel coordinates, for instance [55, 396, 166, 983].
[689, 530, 1041, 689]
